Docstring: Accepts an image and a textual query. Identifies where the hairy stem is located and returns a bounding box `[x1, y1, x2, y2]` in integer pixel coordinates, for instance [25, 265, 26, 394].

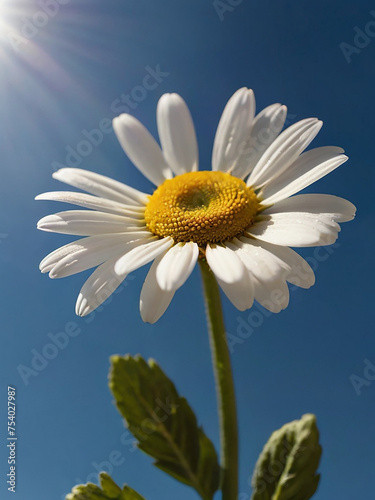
[199, 258, 238, 500]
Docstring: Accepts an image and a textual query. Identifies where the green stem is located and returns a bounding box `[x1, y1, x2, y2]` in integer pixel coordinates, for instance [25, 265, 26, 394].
[199, 258, 238, 500]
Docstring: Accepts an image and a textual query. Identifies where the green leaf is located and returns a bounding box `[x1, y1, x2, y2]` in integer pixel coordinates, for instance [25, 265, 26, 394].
[65, 472, 145, 500]
[109, 355, 220, 500]
[251, 414, 322, 500]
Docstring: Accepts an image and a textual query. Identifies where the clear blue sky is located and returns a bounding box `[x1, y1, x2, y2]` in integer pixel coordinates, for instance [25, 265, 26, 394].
[0, 1, 374, 499]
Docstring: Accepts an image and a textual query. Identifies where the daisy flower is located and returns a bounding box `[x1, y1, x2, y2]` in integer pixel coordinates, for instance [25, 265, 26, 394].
[36, 88, 355, 323]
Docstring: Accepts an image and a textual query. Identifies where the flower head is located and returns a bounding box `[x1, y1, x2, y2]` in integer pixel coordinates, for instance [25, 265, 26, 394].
[37, 88, 355, 323]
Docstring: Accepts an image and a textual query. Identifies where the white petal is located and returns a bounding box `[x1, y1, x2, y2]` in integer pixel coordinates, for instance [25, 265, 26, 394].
[39, 232, 152, 274]
[237, 236, 315, 289]
[40, 242, 84, 273]
[36, 191, 145, 217]
[263, 194, 356, 222]
[156, 242, 198, 291]
[157, 93, 198, 175]
[229, 239, 290, 312]
[248, 118, 322, 188]
[248, 213, 341, 247]
[252, 275, 290, 313]
[216, 271, 254, 311]
[113, 114, 172, 186]
[114, 237, 173, 275]
[49, 235, 153, 279]
[140, 253, 175, 324]
[75, 256, 128, 317]
[205, 244, 245, 284]
[37, 210, 146, 236]
[228, 238, 288, 283]
[212, 88, 255, 173]
[233, 104, 287, 179]
[53, 168, 148, 205]
[261, 148, 349, 204]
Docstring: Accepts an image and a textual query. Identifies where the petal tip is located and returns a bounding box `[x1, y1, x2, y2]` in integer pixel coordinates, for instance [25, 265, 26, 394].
[75, 295, 89, 317]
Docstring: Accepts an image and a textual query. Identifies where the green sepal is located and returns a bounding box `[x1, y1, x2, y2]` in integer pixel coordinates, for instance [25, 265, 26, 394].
[109, 355, 220, 500]
[65, 472, 145, 500]
[251, 414, 322, 500]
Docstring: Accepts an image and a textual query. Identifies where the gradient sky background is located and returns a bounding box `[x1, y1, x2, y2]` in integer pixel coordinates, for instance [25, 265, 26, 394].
[0, 1, 374, 499]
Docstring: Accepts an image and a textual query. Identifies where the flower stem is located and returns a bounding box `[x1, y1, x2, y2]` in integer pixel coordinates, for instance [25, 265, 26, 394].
[199, 258, 238, 500]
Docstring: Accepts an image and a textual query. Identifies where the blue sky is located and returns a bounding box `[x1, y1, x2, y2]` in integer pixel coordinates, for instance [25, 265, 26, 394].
[0, 0, 374, 499]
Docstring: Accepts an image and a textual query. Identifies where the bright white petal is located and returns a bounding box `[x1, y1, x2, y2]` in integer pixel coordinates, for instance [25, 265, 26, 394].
[114, 237, 173, 275]
[40, 241, 84, 273]
[49, 235, 153, 279]
[140, 253, 176, 324]
[216, 271, 254, 311]
[53, 168, 148, 205]
[229, 239, 290, 312]
[113, 114, 172, 186]
[228, 238, 288, 283]
[261, 148, 349, 204]
[212, 88, 255, 173]
[156, 242, 199, 291]
[157, 93, 198, 175]
[252, 275, 290, 313]
[233, 104, 287, 179]
[39, 232, 152, 273]
[206, 244, 245, 284]
[36, 191, 145, 217]
[263, 194, 356, 222]
[37, 210, 146, 236]
[238, 236, 315, 288]
[75, 256, 128, 317]
[248, 118, 322, 188]
[248, 213, 341, 247]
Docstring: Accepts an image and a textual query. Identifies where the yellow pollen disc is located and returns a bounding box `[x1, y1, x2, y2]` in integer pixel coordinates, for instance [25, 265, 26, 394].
[144, 171, 260, 246]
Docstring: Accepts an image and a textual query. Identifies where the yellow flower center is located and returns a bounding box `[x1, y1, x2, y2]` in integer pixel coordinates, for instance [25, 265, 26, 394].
[145, 171, 259, 246]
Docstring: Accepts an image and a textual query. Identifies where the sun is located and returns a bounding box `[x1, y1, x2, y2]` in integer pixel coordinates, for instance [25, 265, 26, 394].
[0, 1, 27, 55]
